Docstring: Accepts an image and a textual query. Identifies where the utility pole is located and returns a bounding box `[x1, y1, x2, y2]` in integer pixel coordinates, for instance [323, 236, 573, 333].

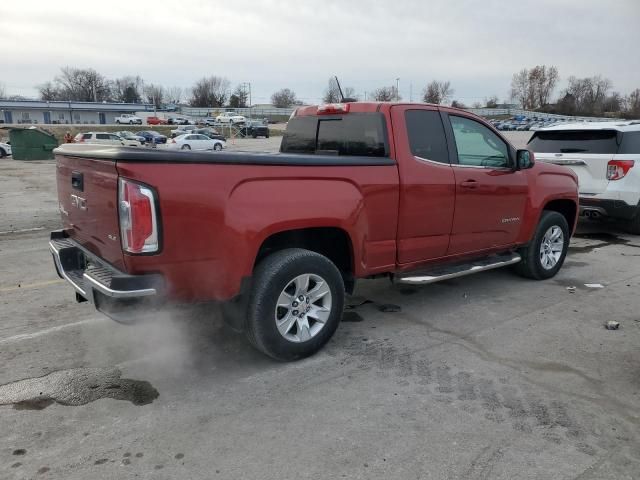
[409, 82, 412, 102]
[395, 78, 400, 101]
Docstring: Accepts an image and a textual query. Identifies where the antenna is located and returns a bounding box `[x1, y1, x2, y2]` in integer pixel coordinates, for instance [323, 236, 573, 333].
[334, 76, 345, 102]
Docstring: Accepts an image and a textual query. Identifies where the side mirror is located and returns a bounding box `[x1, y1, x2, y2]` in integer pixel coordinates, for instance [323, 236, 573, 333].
[516, 149, 535, 170]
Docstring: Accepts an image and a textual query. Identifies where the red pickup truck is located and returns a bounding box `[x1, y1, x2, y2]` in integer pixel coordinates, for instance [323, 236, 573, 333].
[50, 102, 578, 360]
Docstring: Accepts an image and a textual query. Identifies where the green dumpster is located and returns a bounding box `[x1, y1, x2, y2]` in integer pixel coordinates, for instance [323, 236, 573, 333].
[7, 127, 59, 160]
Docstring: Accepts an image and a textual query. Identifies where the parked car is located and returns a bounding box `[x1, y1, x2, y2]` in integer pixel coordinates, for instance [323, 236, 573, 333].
[167, 116, 194, 125]
[146, 116, 168, 125]
[115, 114, 142, 125]
[215, 112, 246, 124]
[0, 141, 12, 158]
[239, 121, 269, 138]
[193, 128, 226, 142]
[203, 117, 219, 126]
[73, 132, 126, 146]
[51, 102, 578, 360]
[170, 125, 198, 137]
[135, 130, 167, 144]
[115, 131, 146, 144]
[529, 121, 640, 233]
[168, 133, 225, 151]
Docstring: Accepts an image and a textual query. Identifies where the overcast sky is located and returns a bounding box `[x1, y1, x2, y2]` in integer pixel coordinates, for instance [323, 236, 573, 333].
[1, 0, 639, 104]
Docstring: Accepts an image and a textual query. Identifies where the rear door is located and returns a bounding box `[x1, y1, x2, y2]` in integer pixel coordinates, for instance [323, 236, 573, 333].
[391, 105, 456, 263]
[528, 129, 619, 195]
[56, 154, 124, 269]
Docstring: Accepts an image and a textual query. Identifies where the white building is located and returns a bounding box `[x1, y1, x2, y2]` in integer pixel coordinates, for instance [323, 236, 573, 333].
[0, 100, 155, 125]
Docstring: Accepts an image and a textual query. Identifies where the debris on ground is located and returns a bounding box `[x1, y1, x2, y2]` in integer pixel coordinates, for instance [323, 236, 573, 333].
[605, 320, 620, 330]
[378, 304, 401, 313]
[566, 286, 577, 293]
[585, 283, 604, 289]
[344, 296, 373, 310]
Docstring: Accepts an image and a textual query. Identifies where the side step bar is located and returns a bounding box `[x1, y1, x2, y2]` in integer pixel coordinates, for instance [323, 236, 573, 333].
[394, 252, 522, 285]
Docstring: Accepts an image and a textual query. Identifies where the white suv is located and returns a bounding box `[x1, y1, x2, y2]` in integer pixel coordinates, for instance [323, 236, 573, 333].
[115, 114, 142, 125]
[73, 132, 142, 147]
[529, 121, 640, 233]
[215, 112, 246, 124]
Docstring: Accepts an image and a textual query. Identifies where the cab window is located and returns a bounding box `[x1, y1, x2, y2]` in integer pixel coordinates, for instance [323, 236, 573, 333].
[449, 115, 509, 168]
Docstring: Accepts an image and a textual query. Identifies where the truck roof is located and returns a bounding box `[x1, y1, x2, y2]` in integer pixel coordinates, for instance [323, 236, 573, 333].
[293, 101, 470, 117]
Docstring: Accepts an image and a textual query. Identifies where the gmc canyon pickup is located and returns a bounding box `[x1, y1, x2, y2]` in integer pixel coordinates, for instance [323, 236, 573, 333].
[50, 102, 578, 360]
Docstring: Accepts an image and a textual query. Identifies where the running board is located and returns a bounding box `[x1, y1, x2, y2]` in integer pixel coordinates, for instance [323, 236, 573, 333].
[394, 253, 522, 285]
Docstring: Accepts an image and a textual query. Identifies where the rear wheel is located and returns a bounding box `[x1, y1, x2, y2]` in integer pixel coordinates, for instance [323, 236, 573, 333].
[0, 148, 6, 158]
[213, 143, 222, 151]
[625, 207, 640, 234]
[116, 120, 121, 124]
[181, 144, 191, 150]
[515, 211, 570, 280]
[245, 248, 345, 361]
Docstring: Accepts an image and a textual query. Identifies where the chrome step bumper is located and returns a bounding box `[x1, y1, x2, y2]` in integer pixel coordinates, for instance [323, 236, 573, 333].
[395, 252, 521, 285]
[49, 231, 163, 322]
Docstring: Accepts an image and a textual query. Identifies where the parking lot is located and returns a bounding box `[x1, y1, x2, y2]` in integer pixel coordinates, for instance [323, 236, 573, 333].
[1, 133, 639, 479]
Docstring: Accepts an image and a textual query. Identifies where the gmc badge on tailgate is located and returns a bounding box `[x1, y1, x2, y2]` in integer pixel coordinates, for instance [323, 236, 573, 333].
[70, 194, 87, 211]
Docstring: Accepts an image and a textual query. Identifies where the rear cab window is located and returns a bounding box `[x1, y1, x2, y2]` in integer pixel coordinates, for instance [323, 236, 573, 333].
[528, 130, 620, 154]
[281, 113, 388, 157]
[404, 109, 449, 163]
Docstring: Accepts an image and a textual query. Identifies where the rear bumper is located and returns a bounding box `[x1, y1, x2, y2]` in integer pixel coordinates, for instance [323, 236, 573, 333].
[579, 197, 638, 221]
[49, 230, 164, 322]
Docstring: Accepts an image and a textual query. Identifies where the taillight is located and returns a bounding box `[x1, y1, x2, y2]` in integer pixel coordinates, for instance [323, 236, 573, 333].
[607, 160, 634, 181]
[317, 103, 350, 114]
[118, 178, 159, 254]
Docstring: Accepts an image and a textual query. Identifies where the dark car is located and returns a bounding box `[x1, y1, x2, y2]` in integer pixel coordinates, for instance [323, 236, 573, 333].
[194, 128, 226, 142]
[136, 131, 167, 144]
[239, 121, 269, 138]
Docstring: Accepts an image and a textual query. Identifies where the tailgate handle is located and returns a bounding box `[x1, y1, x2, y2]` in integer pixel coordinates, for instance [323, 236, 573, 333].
[71, 171, 84, 191]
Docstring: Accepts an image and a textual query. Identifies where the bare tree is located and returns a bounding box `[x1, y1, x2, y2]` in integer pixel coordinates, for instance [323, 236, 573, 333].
[471, 102, 482, 109]
[323, 77, 341, 103]
[451, 100, 466, 109]
[0, 83, 6, 99]
[626, 89, 640, 116]
[54, 67, 112, 102]
[112, 76, 142, 103]
[371, 86, 401, 102]
[143, 83, 164, 108]
[271, 88, 297, 108]
[165, 86, 183, 105]
[562, 75, 612, 114]
[343, 87, 357, 101]
[38, 81, 64, 101]
[510, 69, 531, 108]
[189, 76, 230, 107]
[230, 85, 248, 107]
[484, 95, 499, 108]
[422, 81, 453, 104]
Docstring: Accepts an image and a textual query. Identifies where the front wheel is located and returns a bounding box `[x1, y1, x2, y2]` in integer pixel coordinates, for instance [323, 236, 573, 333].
[246, 249, 345, 361]
[181, 144, 191, 150]
[116, 120, 121, 124]
[0, 148, 6, 158]
[515, 211, 570, 280]
[213, 143, 222, 151]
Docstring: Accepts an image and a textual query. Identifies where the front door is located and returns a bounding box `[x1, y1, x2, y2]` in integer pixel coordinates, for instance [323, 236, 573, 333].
[444, 113, 529, 255]
[99, 113, 106, 124]
[43, 111, 51, 124]
[392, 105, 456, 264]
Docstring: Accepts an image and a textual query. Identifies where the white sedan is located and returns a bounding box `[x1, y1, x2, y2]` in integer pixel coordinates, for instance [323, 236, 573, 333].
[215, 112, 246, 124]
[0, 142, 11, 158]
[168, 134, 225, 151]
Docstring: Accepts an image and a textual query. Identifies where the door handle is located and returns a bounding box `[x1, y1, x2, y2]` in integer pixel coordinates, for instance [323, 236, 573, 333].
[460, 180, 478, 189]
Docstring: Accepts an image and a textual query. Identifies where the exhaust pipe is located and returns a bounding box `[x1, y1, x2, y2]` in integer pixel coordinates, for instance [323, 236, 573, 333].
[583, 209, 602, 219]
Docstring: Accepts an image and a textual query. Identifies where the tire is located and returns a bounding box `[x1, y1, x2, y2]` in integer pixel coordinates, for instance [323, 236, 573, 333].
[116, 120, 121, 124]
[181, 144, 191, 150]
[213, 143, 222, 151]
[515, 211, 570, 280]
[246, 248, 345, 361]
[0, 148, 6, 158]
[266, 132, 270, 138]
[625, 207, 640, 235]
[252, 132, 257, 138]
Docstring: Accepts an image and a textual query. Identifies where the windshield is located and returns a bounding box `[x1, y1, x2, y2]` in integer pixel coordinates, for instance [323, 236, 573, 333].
[528, 129, 620, 154]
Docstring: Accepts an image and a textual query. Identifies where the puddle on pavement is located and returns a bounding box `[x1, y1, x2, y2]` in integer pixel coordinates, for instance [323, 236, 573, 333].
[0, 368, 158, 410]
[570, 233, 640, 254]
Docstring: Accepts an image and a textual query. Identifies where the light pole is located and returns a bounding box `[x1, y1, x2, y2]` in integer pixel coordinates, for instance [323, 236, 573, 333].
[240, 82, 251, 119]
[395, 78, 400, 101]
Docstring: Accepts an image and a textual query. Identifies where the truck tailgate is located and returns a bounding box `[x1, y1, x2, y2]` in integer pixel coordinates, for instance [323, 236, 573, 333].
[56, 154, 124, 269]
